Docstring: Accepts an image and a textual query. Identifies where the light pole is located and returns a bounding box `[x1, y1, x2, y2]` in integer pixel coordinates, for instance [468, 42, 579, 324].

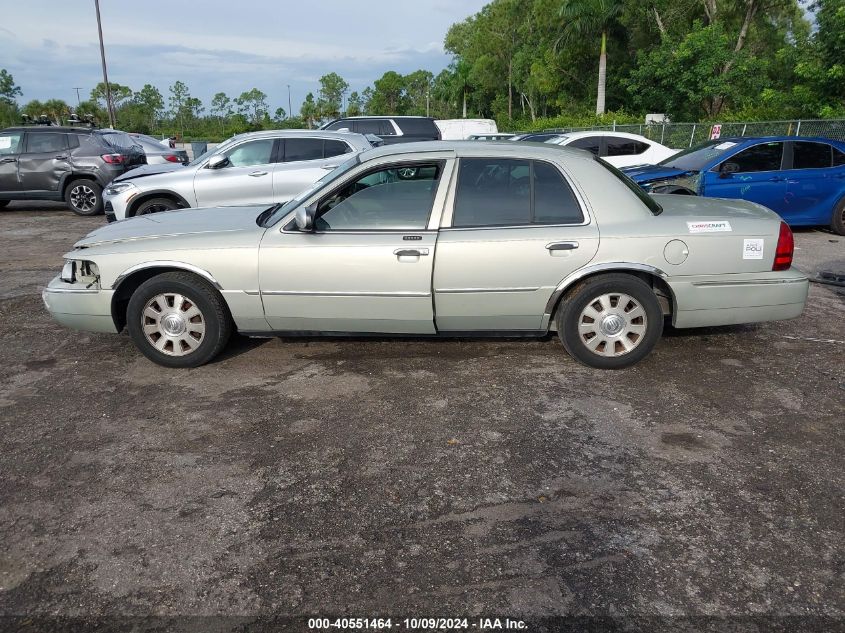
[287, 84, 292, 119]
[94, 0, 116, 128]
[73, 88, 83, 106]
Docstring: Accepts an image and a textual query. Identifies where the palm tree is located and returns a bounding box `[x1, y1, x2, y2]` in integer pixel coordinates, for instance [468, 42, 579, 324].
[559, 0, 623, 115]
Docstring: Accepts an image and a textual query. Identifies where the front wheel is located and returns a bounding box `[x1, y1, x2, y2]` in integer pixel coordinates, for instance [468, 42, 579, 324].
[831, 198, 845, 236]
[127, 272, 232, 368]
[556, 273, 664, 369]
[135, 197, 179, 216]
[65, 179, 103, 216]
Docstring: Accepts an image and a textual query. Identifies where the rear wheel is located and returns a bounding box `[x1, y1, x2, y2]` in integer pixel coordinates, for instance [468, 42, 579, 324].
[135, 197, 179, 216]
[831, 198, 845, 236]
[65, 179, 103, 216]
[556, 274, 663, 369]
[127, 272, 231, 368]
[0, 200, 9, 209]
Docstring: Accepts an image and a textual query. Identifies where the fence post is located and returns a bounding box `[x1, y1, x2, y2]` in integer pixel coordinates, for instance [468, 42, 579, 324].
[795, 120, 801, 136]
[741, 124, 747, 136]
[660, 124, 665, 144]
[689, 124, 696, 147]
[613, 119, 616, 131]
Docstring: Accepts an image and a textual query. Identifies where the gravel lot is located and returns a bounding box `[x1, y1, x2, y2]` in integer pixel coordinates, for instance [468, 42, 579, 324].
[0, 202, 843, 631]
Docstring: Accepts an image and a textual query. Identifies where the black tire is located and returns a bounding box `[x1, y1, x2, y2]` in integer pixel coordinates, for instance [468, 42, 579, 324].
[135, 197, 179, 216]
[556, 273, 663, 369]
[65, 179, 103, 216]
[831, 198, 845, 236]
[126, 272, 232, 368]
[0, 200, 9, 209]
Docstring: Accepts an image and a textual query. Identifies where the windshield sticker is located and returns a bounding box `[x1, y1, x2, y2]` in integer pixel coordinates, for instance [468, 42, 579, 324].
[714, 142, 737, 150]
[0, 137, 12, 149]
[743, 238, 764, 259]
[687, 220, 732, 233]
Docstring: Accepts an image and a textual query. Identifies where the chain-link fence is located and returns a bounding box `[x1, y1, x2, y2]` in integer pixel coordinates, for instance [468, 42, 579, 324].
[541, 119, 845, 148]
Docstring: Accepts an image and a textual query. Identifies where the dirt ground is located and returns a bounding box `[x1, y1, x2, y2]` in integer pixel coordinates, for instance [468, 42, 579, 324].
[0, 202, 843, 632]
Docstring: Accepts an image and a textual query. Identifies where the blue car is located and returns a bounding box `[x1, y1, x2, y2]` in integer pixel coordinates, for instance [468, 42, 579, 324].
[622, 136, 845, 234]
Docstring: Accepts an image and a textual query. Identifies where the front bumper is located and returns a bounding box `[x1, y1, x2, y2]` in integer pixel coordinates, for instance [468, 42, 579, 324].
[102, 187, 135, 222]
[668, 268, 809, 329]
[42, 276, 117, 334]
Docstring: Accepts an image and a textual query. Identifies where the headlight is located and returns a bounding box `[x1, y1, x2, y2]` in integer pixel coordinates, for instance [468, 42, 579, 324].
[104, 182, 136, 196]
[60, 260, 76, 283]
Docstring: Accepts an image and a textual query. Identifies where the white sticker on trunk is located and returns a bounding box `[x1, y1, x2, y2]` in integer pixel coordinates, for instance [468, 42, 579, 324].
[687, 220, 732, 233]
[743, 238, 764, 259]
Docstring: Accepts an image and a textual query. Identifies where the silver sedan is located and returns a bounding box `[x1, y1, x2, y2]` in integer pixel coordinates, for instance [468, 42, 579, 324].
[44, 141, 808, 369]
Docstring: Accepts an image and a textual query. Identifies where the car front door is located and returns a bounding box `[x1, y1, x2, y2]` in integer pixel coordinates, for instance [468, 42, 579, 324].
[433, 157, 600, 331]
[703, 141, 787, 212]
[193, 138, 277, 207]
[16, 131, 71, 193]
[782, 141, 842, 224]
[0, 130, 23, 193]
[271, 137, 352, 202]
[258, 158, 455, 333]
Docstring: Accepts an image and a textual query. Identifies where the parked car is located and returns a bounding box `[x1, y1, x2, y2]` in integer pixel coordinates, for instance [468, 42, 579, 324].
[468, 133, 515, 141]
[509, 132, 565, 143]
[623, 136, 845, 234]
[0, 126, 146, 215]
[321, 116, 441, 144]
[44, 141, 807, 370]
[102, 130, 373, 222]
[545, 131, 678, 167]
[436, 118, 498, 140]
[129, 133, 189, 165]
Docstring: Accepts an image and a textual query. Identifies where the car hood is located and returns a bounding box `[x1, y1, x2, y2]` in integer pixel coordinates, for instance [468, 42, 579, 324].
[113, 162, 186, 181]
[73, 206, 265, 249]
[622, 164, 691, 183]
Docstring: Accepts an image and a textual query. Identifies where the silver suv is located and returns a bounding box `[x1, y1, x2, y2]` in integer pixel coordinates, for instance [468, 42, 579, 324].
[103, 130, 373, 221]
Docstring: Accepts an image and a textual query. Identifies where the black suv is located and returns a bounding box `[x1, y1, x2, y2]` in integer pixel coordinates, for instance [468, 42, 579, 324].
[0, 126, 146, 215]
[322, 116, 441, 145]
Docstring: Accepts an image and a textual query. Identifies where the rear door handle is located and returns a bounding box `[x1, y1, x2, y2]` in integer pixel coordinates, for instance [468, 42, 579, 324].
[0, 157, 17, 164]
[768, 176, 785, 182]
[249, 171, 268, 177]
[394, 248, 429, 257]
[546, 241, 579, 251]
[54, 155, 68, 160]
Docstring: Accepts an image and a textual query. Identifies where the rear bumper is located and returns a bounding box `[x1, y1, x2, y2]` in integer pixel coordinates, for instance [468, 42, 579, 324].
[42, 276, 118, 334]
[668, 268, 809, 328]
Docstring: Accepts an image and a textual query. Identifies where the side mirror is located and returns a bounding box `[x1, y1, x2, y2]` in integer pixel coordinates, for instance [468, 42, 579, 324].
[295, 203, 316, 232]
[206, 154, 229, 170]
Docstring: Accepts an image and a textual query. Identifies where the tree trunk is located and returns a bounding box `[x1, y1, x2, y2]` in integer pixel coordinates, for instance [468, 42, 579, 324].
[508, 60, 513, 121]
[462, 89, 467, 118]
[596, 30, 607, 115]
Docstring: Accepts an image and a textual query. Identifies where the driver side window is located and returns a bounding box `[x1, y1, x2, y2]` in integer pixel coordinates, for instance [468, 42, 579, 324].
[720, 142, 783, 173]
[315, 162, 442, 231]
[223, 139, 274, 167]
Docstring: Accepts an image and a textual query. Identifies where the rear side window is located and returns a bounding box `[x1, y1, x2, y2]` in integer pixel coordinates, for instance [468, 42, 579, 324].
[324, 120, 349, 131]
[605, 137, 648, 156]
[284, 138, 326, 162]
[66, 134, 80, 149]
[835, 147, 845, 167]
[101, 131, 136, 149]
[567, 136, 601, 156]
[722, 142, 783, 172]
[792, 142, 832, 169]
[453, 158, 583, 227]
[0, 131, 22, 155]
[354, 120, 386, 135]
[323, 139, 352, 158]
[25, 132, 67, 153]
[395, 118, 439, 138]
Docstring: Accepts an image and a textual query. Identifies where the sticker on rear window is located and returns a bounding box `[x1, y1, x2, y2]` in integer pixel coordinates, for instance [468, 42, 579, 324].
[687, 220, 732, 233]
[714, 142, 737, 150]
[743, 238, 764, 259]
[0, 137, 12, 149]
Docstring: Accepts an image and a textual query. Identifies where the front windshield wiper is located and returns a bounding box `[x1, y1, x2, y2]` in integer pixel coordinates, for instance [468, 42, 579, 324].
[256, 203, 282, 227]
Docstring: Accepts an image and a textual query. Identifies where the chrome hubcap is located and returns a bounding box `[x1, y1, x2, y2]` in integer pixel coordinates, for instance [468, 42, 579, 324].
[69, 185, 97, 211]
[142, 293, 205, 356]
[578, 292, 647, 357]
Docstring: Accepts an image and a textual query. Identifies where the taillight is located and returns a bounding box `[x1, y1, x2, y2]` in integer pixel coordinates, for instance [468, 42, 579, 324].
[773, 221, 794, 271]
[164, 154, 181, 163]
[101, 153, 125, 164]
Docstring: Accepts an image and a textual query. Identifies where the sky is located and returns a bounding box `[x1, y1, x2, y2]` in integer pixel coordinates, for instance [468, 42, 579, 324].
[0, 0, 488, 115]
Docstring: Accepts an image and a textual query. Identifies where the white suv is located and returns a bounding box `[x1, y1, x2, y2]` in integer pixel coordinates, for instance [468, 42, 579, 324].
[545, 131, 679, 167]
[103, 130, 373, 222]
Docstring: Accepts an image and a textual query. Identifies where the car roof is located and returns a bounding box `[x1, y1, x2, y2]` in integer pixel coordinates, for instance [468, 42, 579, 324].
[560, 130, 653, 141]
[357, 140, 595, 162]
[331, 115, 435, 120]
[2, 126, 98, 133]
[227, 129, 367, 141]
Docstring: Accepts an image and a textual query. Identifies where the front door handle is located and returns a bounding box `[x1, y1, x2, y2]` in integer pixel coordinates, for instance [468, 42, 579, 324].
[54, 155, 68, 160]
[393, 248, 429, 257]
[249, 171, 268, 177]
[546, 241, 579, 251]
[0, 157, 17, 164]
[768, 176, 785, 182]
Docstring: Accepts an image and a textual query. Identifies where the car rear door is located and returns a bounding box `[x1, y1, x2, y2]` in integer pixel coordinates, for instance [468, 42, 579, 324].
[259, 157, 455, 333]
[703, 141, 787, 212]
[0, 130, 23, 193]
[271, 137, 352, 202]
[782, 141, 842, 224]
[17, 131, 71, 193]
[193, 137, 277, 207]
[433, 157, 599, 331]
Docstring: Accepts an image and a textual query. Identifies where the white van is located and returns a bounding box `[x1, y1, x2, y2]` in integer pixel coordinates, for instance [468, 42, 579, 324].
[435, 119, 498, 140]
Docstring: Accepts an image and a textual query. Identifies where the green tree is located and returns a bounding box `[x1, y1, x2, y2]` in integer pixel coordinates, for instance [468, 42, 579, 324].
[300, 92, 319, 128]
[133, 84, 164, 130]
[560, 0, 624, 114]
[404, 70, 434, 116]
[369, 71, 407, 114]
[235, 88, 269, 126]
[168, 81, 191, 139]
[210, 92, 232, 132]
[346, 91, 363, 117]
[0, 69, 22, 106]
[91, 81, 132, 110]
[273, 107, 287, 123]
[316, 72, 349, 119]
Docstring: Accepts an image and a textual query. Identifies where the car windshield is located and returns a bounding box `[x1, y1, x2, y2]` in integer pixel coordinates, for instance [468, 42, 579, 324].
[659, 139, 740, 171]
[187, 136, 239, 167]
[595, 157, 662, 215]
[262, 154, 361, 227]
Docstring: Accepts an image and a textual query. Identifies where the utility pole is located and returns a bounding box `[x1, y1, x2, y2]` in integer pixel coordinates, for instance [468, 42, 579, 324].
[426, 89, 430, 117]
[73, 88, 83, 105]
[94, 0, 116, 128]
[287, 84, 292, 119]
